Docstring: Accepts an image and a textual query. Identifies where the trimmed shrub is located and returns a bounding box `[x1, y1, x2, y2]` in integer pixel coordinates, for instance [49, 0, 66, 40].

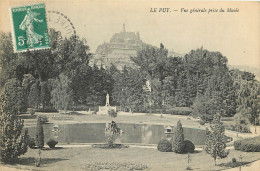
[232, 158, 237, 163]
[239, 125, 251, 133]
[183, 140, 195, 153]
[157, 139, 172, 152]
[234, 136, 260, 152]
[38, 115, 48, 124]
[46, 139, 58, 148]
[35, 117, 44, 148]
[186, 166, 192, 170]
[199, 119, 205, 125]
[172, 121, 185, 153]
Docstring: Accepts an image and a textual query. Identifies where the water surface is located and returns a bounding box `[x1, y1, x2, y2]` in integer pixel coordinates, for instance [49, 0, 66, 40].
[27, 123, 230, 145]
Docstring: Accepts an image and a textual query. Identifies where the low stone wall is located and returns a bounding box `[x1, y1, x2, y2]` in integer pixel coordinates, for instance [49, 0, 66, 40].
[97, 106, 117, 114]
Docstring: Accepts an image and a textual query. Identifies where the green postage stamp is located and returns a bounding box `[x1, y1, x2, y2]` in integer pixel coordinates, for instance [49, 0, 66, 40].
[9, 3, 50, 52]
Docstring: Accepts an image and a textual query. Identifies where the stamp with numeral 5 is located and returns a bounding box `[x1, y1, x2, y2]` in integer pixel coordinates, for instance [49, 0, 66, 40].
[9, 3, 50, 52]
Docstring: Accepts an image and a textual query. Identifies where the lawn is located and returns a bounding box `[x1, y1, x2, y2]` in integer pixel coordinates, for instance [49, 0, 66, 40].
[2, 112, 257, 171]
[3, 146, 260, 171]
[22, 111, 205, 129]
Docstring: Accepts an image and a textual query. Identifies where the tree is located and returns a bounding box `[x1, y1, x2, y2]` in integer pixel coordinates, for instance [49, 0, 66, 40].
[40, 81, 52, 109]
[0, 32, 18, 88]
[50, 73, 73, 113]
[172, 120, 185, 153]
[35, 117, 44, 148]
[53, 35, 91, 78]
[1, 30, 92, 109]
[109, 63, 120, 76]
[131, 44, 168, 112]
[192, 94, 218, 120]
[162, 57, 187, 107]
[112, 67, 146, 112]
[22, 74, 36, 108]
[105, 121, 120, 148]
[235, 75, 260, 125]
[205, 66, 237, 117]
[0, 79, 26, 114]
[28, 80, 41, 108]
[205, 113, 229, 165]
[0, 79, 29, 163]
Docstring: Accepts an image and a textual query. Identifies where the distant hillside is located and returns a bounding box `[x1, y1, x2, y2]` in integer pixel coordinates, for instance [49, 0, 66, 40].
[229, 65, 260, 81]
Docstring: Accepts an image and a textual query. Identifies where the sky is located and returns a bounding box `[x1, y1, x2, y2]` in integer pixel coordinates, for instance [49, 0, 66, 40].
[1, 0, 260, 68]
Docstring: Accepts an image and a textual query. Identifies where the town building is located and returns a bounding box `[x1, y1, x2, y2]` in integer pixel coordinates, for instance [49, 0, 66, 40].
[89, 24, 146, 70]
[89, 24, 184, 70]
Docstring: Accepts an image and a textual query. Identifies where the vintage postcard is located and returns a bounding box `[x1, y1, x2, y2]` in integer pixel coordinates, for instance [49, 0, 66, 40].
[0, 0, 260, 171]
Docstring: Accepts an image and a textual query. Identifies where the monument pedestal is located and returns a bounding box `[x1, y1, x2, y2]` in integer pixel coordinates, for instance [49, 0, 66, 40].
[97, 93, 116, 114]
[97, 105, 117, 114]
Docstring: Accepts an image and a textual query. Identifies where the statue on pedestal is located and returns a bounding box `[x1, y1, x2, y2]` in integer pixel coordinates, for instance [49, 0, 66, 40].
[106, 93, 110, 106]
[98, 93, 116, 114]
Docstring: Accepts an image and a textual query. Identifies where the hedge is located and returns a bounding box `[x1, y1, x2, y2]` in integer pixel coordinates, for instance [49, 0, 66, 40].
[36, 108, 57, 113]
[225, 124, 251, 133]
[165, 107, 192, 115]
[183, 140, 195, 153]
[47, 139, 58, 148]
[234, 136, 260, 152]
[157, 139, 172, 152]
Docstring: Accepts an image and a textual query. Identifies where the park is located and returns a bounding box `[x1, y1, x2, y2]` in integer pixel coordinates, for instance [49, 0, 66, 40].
[1, 98, 260, 171]
[1, 31, 260, 171]
[1, 2, 260, 170]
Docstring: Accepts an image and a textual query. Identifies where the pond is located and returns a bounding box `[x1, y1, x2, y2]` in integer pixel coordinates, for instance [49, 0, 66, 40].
[27, 123, 231, 145]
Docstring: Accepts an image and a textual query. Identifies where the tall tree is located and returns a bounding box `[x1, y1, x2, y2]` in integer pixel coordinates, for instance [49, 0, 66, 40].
[0, 79, 26, 113]
[22, 74, 36, 108]
[184, 48, 228, 98]
[35, 117, 44, 149]
[1, 30, 91, 110]
[172, 120, 185, 153]
[205, 114, 228, 165]
[0, 32, 18, 88]
[50, 73, 73, 113]
[131, 43, 168, 112]
[232, 69, 260, 124]
[112, 67, 146, 112]
[28, 80, 41, 108]
[205, 66, 237, 116]
[0, 79, 28, 163]
[40, 81, 52, 109]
